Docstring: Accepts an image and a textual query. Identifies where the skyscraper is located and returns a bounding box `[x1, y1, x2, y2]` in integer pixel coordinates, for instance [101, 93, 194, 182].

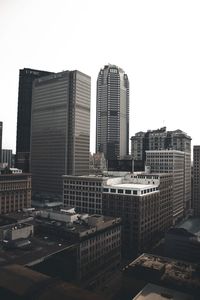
[16, 68, 52, 172]
[193, 146, 200, 216]
[31, 70, 91, 201]
[0, 121, 2, 163]
[96, 64, 129, 161]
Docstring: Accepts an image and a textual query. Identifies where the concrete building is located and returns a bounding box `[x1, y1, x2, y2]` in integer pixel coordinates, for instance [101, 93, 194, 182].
[0, 173, 31, 214]
[31, 70, 91, 202]
[0, 208, 121, 290]
[131, 127, 191, 171]
[102, 173, 173, 256]
[0, 222, 34, 242]
[96, 64, 129, 161]
[63, 172, 129, 214]
[1, 149, 13, 168]
[63, 175, 109, 215]
[0, 121, 2, 163]
[193, 146, 200, 216]
[123, 253, 200, 299]
[16, 68, 52, 172]
[146, 150, 191, 223]
[34, 210, 121, 288]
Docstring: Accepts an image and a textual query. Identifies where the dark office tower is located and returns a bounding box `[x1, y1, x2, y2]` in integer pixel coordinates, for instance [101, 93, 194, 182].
[31, 70, 91, 201]
[96, 64, 129, 160]
[1, 149, 12, 168]
[16, 68, 52, 172]
[193, 146, 200, 216]
[0, 122, 2, 163]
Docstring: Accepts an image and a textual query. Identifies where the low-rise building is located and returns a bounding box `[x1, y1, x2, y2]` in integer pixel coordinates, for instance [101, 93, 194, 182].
[0, 173, 31, 214]
[123, 253, 200, 299]
[0, 208, 121, 289]
[0, 222, 33, 242]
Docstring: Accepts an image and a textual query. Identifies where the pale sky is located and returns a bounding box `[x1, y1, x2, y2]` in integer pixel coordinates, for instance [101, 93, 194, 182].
[0, 0, 200, 154]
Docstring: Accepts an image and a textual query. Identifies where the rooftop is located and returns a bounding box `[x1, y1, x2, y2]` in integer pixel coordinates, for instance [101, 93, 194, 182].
[125, 253, 200, 293]
[0, 234, 76, 267]
[106, 183, 158, 190]
[133, 283, 194, 300]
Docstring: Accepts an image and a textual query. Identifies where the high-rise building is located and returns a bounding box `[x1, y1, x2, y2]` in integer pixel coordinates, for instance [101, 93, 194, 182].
[31, 70, 91, 201]
[1, 149, 12, 168]
[16, 68, 52, 172]
[0, 122, 2, 163]
[102, 173, 173, 257]
[146, 150, 191, 222]
[131, 127, 191, 170]
[96, 64, 129, 161]
[193, 146, 200, 216]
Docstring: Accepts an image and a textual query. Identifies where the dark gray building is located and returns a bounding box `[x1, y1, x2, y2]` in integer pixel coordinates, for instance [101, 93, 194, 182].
[31, 70, 91, 201]
[1, 149, 12, 168]
[96, 64, 129, 161]
[193, 146, 200, 216]
[16, 68, 52, 172]
[0, 122, 2, 163]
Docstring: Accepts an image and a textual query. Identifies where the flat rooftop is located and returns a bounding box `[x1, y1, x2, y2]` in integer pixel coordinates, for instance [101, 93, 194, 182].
[36, 214, 120, 234]
[0, 234, 76, 267]
[125, 253, 200, 291]
[107, 183, 158, 190]
[133, 283, 193, 300]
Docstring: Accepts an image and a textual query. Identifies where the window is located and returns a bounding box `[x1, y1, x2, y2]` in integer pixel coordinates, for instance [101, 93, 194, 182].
[125, 190, 131, 194]
[118, 189, 123, 194]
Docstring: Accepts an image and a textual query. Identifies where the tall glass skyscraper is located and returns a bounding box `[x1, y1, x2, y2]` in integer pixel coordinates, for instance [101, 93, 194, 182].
[96, 64, 129, 161]
[31, 70, 91, 201]
[16, 68, 52, 172]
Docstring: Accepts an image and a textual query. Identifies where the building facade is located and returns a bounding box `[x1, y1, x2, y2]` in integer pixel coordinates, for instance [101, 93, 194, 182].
[131, 127, 191, 170]
[146, 150, 191, 222]
[0, 122, 2, 163]
[63, 175, 108, 214]
[0, 174, 31, 214]
[96, 64, 129, 161]
[1, 149, 12, 168]
[193, 146, 200, 216]
[15, 68, 52, 172]
[102, 173, 173, 256]
[31, 208, 121, 288]
[31, 70, 91, 201]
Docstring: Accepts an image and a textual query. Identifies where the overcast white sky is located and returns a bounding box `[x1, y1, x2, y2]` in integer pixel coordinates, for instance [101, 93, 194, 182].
[0, 0, 200, 154]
